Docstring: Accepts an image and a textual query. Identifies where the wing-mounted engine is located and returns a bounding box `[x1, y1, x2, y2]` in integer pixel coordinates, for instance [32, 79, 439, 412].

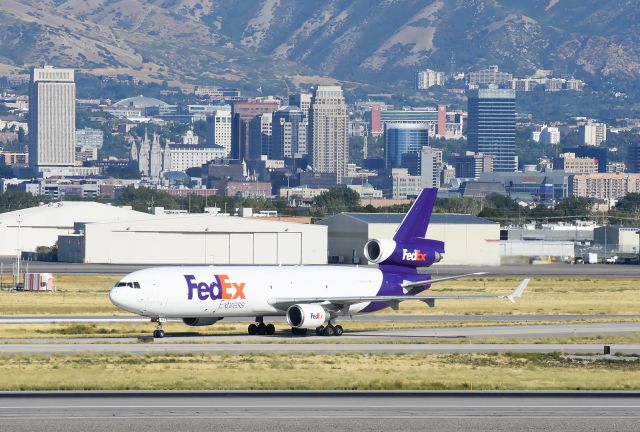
[286, 304, 326, 329]
[182, 317, 221, 326]
[364, 238, 444, 268]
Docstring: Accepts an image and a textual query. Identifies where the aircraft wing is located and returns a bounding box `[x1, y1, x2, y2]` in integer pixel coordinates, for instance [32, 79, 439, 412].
[401, 272, 488, 289]
[268, 278, 529, 311]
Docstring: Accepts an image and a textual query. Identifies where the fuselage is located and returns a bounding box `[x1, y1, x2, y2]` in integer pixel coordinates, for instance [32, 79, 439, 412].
[108, 265, 429, 319]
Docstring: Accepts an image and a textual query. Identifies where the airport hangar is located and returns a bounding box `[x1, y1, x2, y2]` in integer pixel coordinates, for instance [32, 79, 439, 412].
[316, 213, 500, 266]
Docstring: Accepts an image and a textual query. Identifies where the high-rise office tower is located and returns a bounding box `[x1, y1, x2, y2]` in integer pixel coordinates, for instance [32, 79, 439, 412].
[288, 93, 312, 118]
[628, 143, 640, 173]
[384, 123, 429, 169]
[272, 106, 307, 160]
[248, 113, 273, 161]
[206, 109, 232, 156]
[29, 66, 76, 171]
[420, 146, 443, 188]
[580, 122, 607, 146]
[231, 101, 278, 161]
[467, 88, 516, 172]
[309, 86, 349, 183]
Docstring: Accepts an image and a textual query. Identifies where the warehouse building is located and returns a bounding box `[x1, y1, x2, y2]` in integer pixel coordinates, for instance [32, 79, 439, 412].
[0, 202, 151, 256]
[316, 213, 500, 266]
[57, 214, 327, 265]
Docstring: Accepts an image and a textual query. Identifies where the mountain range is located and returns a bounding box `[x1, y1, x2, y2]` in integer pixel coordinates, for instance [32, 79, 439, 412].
[1, 0, 639, 90]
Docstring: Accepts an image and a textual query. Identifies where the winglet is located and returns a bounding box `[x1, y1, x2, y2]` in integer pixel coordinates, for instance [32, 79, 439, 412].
[506, 278, 529, 304]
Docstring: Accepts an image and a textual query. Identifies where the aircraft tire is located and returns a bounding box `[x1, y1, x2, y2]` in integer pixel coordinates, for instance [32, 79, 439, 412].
[323, 326, 335, 337]
[153, 330, 165, 339]
[248, 323, 258, 335]
[265, 323, 275, 335]
[257, 323, 267, 335]
[334, 325, 344, 336]
[315, 326, 324, 336]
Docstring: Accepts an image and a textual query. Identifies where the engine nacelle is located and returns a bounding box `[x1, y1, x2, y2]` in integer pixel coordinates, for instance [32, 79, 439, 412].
[286, 304, 327, 329]
[182, 317, 221, 327]
[364, 238, 444, 268]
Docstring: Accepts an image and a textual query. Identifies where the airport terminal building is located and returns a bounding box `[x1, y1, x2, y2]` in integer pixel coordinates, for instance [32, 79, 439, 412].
[316, 213, 500, 266]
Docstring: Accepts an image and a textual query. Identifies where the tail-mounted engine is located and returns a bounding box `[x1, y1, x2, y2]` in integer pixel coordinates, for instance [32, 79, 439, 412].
[364, 238, 444, 268]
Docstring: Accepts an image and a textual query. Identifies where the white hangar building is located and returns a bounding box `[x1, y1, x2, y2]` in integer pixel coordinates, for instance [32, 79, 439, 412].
[0, 202, 152, 256]
[316, 213, 500, 266]
[57, 214, 327, 265]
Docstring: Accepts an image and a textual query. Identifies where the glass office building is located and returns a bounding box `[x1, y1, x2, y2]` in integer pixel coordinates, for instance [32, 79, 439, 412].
[467, 88, 516, 172]
[385, 123, 429, 168]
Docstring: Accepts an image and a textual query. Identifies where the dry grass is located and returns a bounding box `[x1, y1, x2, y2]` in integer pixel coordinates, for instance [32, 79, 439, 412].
[1, 352, 639, 391]
[0, 275, 638, 316]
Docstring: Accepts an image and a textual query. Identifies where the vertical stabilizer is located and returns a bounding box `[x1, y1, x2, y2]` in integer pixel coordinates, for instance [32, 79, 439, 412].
[393, 188, 437, 242]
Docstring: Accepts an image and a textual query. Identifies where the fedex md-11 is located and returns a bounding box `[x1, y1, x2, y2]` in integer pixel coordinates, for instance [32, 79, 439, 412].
[109, 188, 529, 338]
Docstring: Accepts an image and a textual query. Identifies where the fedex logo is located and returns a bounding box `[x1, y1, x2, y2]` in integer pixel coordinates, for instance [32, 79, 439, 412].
[402, 248, 427, 262]
[310, 312, 323, 320]
[185, 274, 246, 301]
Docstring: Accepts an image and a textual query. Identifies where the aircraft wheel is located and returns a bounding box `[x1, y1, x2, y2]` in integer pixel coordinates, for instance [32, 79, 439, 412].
[333, 325, 344, 336]
[315, 326, 324, 336]
[248, 323, 258, 335]
[153, 329, 165, 339]
[323, 326, 335, 337]
[265, 323, 276, 335]
[257, 323, 267, 335]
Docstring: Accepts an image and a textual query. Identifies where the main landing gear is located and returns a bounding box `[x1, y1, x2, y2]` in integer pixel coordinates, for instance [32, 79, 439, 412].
[314, 324, 343, 337]
[247, 317, 275, 335]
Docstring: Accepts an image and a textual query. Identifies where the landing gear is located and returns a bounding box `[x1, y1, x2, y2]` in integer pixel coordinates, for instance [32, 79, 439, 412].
[314, 324, 344, 337]
[152, 320, 165, 338]
[248, 318, 276, 336]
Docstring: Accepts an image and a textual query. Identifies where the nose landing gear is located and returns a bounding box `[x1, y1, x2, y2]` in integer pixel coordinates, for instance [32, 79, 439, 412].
[152, 319, 165, 338]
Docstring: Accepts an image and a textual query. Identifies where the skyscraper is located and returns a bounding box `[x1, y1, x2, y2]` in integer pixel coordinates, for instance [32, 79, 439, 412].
[288, 93, 312, 118]
[420, 146, 442, 188]
[29, 66, 76, 171]
[309, 86, 349, 183]
[467, 88, 516, 172]
[384, 123, 429, 169]
[271, 106, 307, 160]
[628, 143, 640, 173]
[248, 113, 273, 161]
[231, 101, 278, 162]
[206, 109, 232, 156]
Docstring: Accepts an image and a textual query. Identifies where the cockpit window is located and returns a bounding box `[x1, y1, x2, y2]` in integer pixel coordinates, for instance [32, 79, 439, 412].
[116, 281, 141, 289]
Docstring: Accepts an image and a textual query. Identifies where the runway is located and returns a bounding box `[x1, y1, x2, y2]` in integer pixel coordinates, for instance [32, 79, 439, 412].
[1, 391, 639, 432]
[1, 313, 638, 324]
[2, 257, 639, 277]
[2, 341, 639, 355]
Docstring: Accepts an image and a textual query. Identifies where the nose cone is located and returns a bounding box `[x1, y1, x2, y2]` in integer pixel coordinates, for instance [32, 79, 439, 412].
[109, 286, 138, 314]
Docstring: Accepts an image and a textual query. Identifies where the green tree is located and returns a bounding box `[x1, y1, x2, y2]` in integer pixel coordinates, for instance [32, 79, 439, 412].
[312, 187, 361, 216]
[0, 191, 44, 213]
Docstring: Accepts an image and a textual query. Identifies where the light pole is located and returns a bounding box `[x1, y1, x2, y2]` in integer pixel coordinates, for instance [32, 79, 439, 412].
[636, 230, 640, 264]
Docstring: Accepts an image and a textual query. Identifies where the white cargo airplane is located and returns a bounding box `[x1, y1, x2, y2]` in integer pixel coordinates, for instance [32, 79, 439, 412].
[109, 188, 529, 338]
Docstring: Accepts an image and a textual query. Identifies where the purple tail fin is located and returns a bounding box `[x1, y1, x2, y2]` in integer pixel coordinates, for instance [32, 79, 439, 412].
[393, 188, 437, 242]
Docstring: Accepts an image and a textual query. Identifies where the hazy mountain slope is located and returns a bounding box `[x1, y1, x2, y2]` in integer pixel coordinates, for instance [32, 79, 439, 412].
[1, 0, 639, 89]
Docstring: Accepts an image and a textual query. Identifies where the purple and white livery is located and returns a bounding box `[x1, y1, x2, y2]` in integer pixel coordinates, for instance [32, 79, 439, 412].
[109, 188, 529, 338]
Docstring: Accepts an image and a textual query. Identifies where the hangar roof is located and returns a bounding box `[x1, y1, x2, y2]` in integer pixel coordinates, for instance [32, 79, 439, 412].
[0, 202, 152, 228]
[340, 213, 496, 225]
